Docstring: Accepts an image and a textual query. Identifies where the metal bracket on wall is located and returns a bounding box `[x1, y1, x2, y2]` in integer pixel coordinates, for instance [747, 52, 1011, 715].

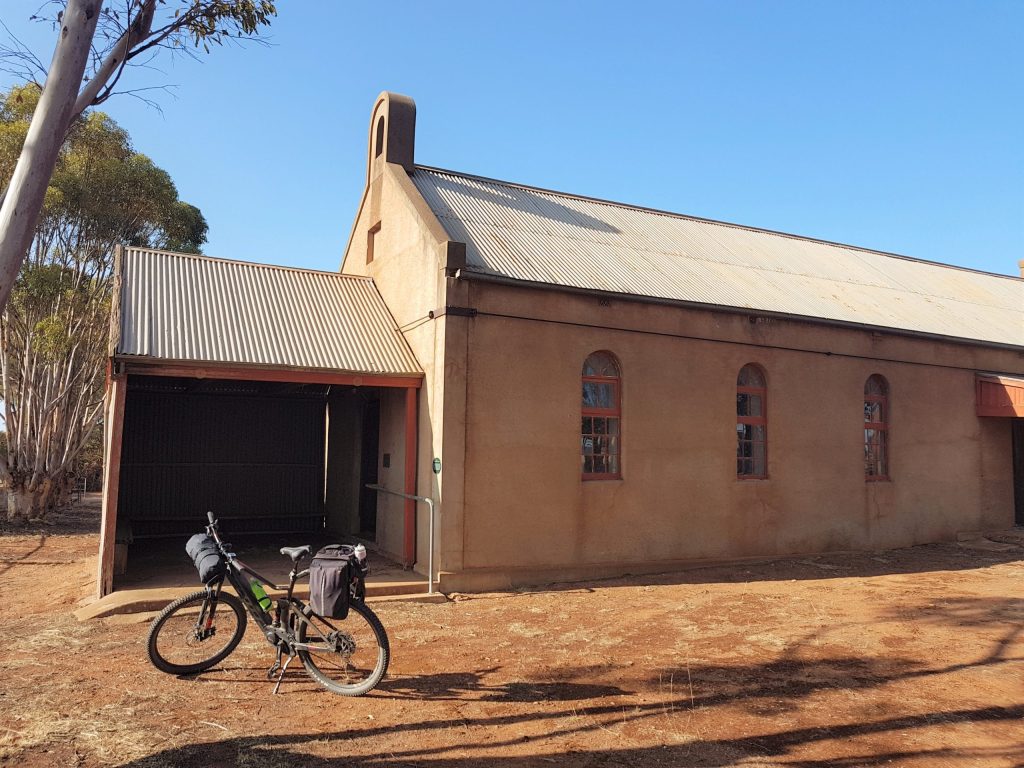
[428, 305, 478, 319]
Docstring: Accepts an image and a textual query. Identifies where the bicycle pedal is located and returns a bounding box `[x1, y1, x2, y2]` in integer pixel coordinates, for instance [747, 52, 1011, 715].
[266, 662, 280, 681]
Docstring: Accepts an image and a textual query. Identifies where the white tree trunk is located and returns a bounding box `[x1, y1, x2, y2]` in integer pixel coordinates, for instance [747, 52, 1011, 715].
[0, 0, 102, 311]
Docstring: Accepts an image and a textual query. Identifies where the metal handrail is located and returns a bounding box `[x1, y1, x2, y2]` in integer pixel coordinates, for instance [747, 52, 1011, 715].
[365, 484, 438, 594]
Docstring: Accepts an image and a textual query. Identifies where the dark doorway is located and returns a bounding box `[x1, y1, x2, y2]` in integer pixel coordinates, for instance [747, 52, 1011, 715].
[358, 397, 381, 538]
[1013, 420, 1024, 526]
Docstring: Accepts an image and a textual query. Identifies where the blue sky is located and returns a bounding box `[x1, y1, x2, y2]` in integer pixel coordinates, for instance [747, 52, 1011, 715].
[2, 1, 1022, 276]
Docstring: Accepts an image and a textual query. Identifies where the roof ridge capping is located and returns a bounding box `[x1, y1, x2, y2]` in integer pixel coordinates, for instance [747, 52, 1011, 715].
[124, 246, 375, 282]
[414, 165, 1021, 282]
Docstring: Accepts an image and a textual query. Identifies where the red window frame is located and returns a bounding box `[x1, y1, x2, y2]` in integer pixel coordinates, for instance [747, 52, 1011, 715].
[736, 364, 767, 479]
[581, 352, 621, 480]
[864, 374, 889, 481]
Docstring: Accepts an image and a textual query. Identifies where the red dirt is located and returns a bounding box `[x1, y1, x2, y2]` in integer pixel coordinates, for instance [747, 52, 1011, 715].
[1, 498, 1021, 767]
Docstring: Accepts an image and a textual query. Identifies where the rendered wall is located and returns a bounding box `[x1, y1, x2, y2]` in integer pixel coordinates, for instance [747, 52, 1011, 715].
[443, 279, 1021, 589]
[373, 387, 408, 562]
[337, 94, 1020, 591]
[341, 148, 467, 574]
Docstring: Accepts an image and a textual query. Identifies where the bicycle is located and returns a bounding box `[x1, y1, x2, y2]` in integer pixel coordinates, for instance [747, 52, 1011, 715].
[146, 512, 390, 696]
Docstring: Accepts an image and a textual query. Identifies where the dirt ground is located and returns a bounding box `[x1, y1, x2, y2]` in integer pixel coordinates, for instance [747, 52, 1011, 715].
[0, 499, 1021, 767]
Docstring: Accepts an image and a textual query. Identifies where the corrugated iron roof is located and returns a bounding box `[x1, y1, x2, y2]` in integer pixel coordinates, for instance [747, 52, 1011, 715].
[117, 248, 422, 376]
[412, 167, 1024, 347]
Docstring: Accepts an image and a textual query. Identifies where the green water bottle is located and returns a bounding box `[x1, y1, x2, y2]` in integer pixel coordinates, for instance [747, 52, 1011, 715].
[250, 579, 272, 612]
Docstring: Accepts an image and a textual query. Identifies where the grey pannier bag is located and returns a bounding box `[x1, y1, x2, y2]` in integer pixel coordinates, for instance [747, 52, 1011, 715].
[185, 533, 225, 584]
[309, 545, 358, 619]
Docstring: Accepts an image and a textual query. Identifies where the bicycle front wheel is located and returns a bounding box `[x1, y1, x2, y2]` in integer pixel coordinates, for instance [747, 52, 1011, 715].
[297, 600, 390, 696]
[147, 590, 247, 675]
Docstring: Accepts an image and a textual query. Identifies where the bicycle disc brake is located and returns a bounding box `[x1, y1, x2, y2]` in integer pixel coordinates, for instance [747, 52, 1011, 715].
[329, 630, 356, 655]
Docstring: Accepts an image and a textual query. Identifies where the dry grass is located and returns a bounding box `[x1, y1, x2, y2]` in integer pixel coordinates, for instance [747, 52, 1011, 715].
[1, 509, 1023, 767]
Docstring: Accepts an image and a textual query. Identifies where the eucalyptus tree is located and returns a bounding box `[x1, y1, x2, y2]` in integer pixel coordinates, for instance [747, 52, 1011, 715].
[0, 84, 207, 521]
[0, 0, 275, 311]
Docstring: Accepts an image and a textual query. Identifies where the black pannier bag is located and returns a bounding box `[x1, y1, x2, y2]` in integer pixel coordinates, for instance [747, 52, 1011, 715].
[185, 533, 225, 584]
[309, 545, 360, 619]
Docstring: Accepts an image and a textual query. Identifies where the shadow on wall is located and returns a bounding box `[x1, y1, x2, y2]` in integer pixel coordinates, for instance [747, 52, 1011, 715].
[115, 593, 1024, 767]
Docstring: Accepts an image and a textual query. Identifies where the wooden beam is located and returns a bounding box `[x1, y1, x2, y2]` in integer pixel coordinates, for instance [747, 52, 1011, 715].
[403, 386, 418, 568]
[119, 360, 422, 389]
[97, 370, 127, 598]
[976, 375, 1024, 418]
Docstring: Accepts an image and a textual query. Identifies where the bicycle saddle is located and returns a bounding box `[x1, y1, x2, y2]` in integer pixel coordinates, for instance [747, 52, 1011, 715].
[280, 545, 311, 562]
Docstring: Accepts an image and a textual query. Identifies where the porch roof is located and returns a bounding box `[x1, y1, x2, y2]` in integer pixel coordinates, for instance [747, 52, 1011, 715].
[113, 247, 422, 380]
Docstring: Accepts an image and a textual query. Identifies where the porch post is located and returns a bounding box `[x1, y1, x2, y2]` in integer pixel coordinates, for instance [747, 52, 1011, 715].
[97, 369, 126, 597]
[403, 385, 418, 567]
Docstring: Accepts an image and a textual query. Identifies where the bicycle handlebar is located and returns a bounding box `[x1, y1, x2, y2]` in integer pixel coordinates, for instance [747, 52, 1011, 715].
[205, 511, 225, 549]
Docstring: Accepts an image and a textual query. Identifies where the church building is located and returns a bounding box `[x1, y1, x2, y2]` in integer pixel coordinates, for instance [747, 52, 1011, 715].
[97, 92, 1024, 595]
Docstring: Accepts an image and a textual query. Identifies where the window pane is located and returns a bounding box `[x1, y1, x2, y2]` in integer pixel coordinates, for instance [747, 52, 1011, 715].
[737, 393, 764, 417]
[864, 401, 884, 423]
[865, 375, 887, 397]
[865, 429, 889, 477]
[583, 352, 619, 378]
[738, 365, 765, 388]
[582, 352, 621, 478]
[583, 381, 615, 409]
[738, 424, 766, 477]
[751, 440, 766, 476]
[737, 393, 750, 416]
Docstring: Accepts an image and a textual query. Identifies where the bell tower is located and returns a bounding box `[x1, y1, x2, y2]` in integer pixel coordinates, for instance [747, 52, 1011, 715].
[366, 91, 416, 184]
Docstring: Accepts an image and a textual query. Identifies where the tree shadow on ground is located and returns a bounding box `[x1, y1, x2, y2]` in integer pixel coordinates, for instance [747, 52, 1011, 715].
[116, 596, 1024, 768]
[114, 702, 1024, 768]
[376, 665, 631, 702]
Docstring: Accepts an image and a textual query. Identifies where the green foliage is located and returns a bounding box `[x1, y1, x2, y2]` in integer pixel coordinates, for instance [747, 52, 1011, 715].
[176, 1, 278, 50]
[0, 85, 208, 260]
[72, 425, 104, 491]
[0, 82, 207, 515]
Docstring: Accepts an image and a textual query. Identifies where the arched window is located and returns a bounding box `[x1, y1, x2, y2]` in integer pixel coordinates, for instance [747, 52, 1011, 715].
[864, 375, 889, 480]
[374, 116, 385, 158]
[737, 364, 767, 479]
[582, 351, 621, 479]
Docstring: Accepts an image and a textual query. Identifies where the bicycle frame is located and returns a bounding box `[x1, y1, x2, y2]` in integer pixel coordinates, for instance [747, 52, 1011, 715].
[203, 519, 342, 657]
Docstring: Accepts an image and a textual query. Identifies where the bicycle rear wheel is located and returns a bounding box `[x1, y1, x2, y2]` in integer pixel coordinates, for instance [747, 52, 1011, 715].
[147, 590, 247, 675]
[297, 600, 390, 696]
